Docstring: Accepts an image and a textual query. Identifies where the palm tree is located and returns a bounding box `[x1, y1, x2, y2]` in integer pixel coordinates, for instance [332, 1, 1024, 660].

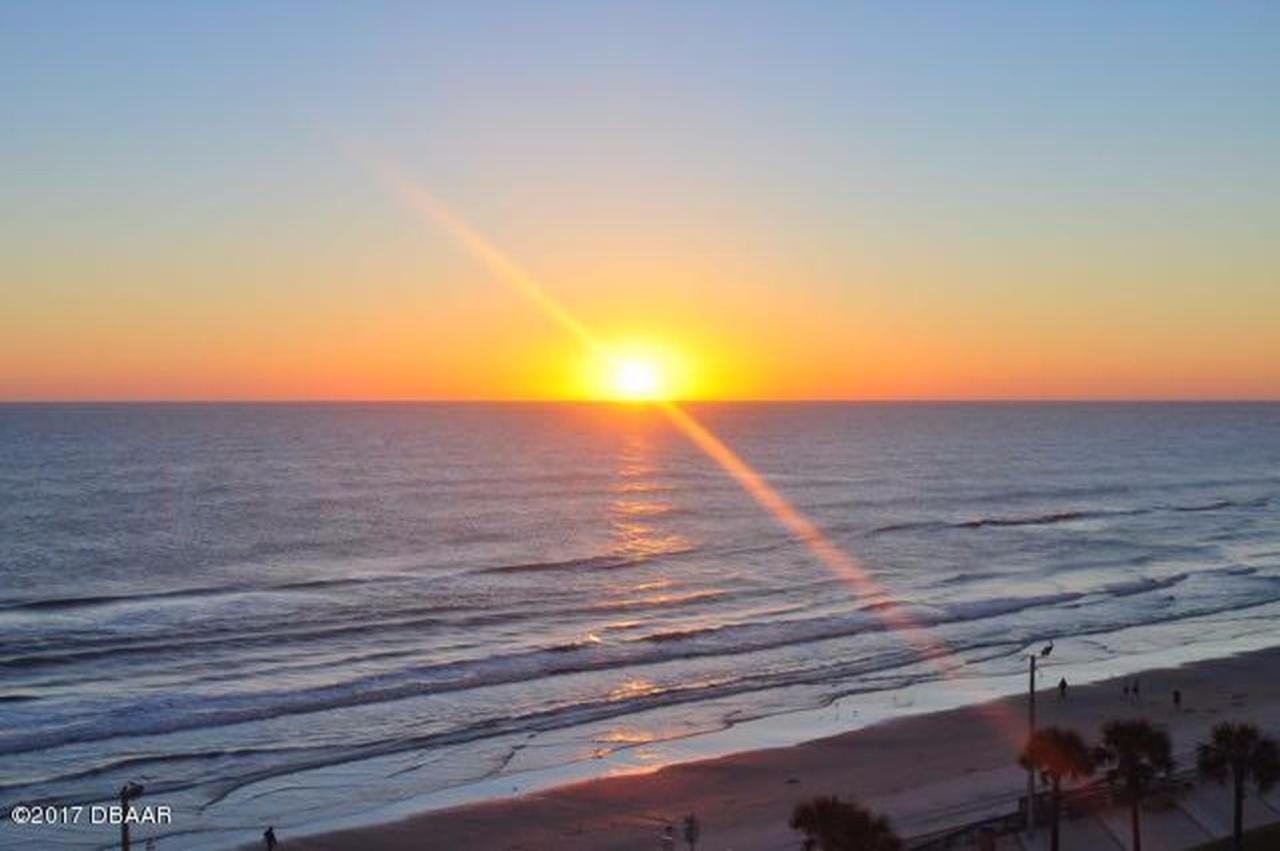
[1020, 727, 1095, 851]
[1196, 722, 1280, 851]
[1095, 719, 1174, 851]
[789, 796, 903, 851]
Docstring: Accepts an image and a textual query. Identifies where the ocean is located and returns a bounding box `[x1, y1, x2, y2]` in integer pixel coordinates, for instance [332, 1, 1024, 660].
[2, 402, 1278, 848]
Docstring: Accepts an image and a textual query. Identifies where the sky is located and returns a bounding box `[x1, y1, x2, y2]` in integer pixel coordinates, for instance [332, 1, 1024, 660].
[2, 1, 1278, 401]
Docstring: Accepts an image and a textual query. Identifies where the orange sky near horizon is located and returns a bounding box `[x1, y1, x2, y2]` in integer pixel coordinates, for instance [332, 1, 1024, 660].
[6, 293, 1276, 402]
[5, 202, 1277, 402]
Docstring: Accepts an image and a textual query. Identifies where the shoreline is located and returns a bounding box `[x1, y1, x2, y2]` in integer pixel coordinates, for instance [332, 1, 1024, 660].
[279, 642, 1280, 851]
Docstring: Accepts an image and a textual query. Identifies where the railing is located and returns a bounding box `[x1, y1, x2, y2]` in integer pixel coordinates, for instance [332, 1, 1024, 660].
[906, 757, 1203, 850]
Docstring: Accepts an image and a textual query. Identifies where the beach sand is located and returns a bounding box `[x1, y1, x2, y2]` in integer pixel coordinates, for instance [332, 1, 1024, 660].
[283, 646, 1280, 850]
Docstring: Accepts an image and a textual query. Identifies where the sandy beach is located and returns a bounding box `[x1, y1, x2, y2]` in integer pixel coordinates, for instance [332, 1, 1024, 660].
[280, 645, 1280, 850]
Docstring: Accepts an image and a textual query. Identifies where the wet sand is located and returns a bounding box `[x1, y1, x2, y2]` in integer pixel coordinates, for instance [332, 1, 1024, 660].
[281, 646, 1280, 850]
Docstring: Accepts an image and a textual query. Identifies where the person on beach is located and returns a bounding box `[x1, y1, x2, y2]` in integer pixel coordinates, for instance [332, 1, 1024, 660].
[682, 813, 701, 850]
[263, 826, 277, 850]
[1058, 677, 1068, 700]
[1133, 677, 1141, 704]
[1123, 681, 1130, 700]
[1173, 689, 1182, 712]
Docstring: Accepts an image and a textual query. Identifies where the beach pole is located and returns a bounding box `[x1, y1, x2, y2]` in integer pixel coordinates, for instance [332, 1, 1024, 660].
[120, 790, 130, 851]
[119, 781, 143, 851]
[1026, 654, 1036, 834]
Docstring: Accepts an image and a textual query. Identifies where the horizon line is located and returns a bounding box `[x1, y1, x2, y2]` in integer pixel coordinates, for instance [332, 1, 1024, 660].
[3, 397, 1279, 405]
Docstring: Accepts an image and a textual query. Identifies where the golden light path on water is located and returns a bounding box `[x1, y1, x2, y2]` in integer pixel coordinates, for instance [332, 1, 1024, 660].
[372, 163, 1029, 749]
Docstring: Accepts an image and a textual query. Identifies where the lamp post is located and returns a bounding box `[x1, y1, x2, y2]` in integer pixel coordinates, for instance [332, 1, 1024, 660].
[1026, 642, 1053, 834]
[119, 781, 144, 851]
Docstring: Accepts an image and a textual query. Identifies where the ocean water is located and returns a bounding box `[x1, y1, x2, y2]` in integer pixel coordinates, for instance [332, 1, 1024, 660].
[2, 402, 1278, 848]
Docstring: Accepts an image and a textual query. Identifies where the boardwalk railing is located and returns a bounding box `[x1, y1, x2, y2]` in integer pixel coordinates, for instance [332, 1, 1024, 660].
[906, 760, 1201, 850]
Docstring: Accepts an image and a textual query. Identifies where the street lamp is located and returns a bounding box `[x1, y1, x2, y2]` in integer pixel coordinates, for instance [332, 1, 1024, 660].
[1026, 642, 1052, 834]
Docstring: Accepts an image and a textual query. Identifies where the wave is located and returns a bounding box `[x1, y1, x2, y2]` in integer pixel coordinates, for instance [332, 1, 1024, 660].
[0, 574, 423, 614]
[1173, 497, 1269, 512]
[0, 603, 503, 670]
[0, 744, 314, 797]
[0, 580, 1188, 757]
[0, 585, 241, 613]
[478, 545, 698, 575]
[587, 589, 727, 614]
[17, 580, 1280, 814]
[867, 496, 1270, 537]
[1090, 573, 1193, 600]
[964, 475, 1280, 506]
[799, 474, 1280, 519]
[868, 509, 1129, 535]
[957, 510, 1136, 529]
[6, 644, 953, 811]
[479, 554, 646, 575]
[0, 582, 735, 672]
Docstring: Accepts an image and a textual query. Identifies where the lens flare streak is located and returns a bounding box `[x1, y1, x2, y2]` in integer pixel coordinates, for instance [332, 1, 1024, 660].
[370, 164, 1029, 745]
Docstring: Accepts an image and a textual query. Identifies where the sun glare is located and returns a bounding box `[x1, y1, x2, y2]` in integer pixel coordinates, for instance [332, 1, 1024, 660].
[611, 358, 664, 401]
[586, 342, 691, 401]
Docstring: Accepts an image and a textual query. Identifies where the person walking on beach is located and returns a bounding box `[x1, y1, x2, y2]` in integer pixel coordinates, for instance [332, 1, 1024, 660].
[1173, 689, 1182, 712]
[1058, 677, 1068, 700]
[682, 813, 701, 850]
[263, 826, 277, 850]
[1132, 677, 1141, 705]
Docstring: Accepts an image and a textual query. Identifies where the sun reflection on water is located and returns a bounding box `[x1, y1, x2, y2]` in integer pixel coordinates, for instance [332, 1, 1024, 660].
[607, 428, 691, 562]
[610, 499, 673, 516]
[590, 589, 724, 612]
[606, 677, 663, 701]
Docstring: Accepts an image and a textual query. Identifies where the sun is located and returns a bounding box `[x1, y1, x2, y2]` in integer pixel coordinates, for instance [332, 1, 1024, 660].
[581, 342, 690, 402]
[610, 358, 665, 401]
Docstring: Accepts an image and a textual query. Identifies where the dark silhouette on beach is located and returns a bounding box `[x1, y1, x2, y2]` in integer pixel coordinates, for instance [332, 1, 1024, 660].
[263, 826, 277, 850]
[1058, 677, 1068, 700]
[682, 813, 700, 850]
